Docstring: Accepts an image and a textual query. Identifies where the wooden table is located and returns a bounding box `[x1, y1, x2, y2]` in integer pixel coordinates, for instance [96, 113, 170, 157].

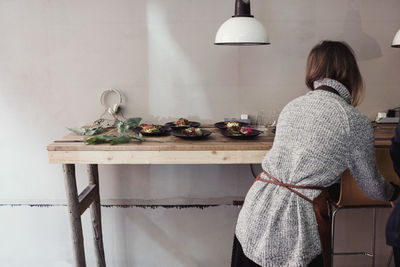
[47, 124, 396, 267]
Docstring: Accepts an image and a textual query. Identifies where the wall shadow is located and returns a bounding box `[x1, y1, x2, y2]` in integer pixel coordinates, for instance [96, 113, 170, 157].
[336, 8, 382, 61]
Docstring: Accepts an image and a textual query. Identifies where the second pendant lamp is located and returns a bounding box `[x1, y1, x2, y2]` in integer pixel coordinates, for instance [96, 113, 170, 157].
[215, 0, 270, 46]
[392, 29, 400, 48]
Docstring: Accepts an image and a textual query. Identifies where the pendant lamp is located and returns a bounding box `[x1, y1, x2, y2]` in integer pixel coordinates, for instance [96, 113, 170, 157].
[392, 29, 400, 48]
[215, 0, 270, 46]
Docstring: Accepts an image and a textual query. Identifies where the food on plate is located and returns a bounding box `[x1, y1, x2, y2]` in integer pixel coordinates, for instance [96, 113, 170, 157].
[223, 124, 260, 138]
[175, 118, 190, 126]
[167, 119, 200, 129]
[214, 120, 249, 129]
[227, 126, 254, 136]
[182, 127, 203, 137]
[239, 126, 253, 135]
[225, 121, 240, 128]
[140, 124, 162, 134]
[173, 127, 210, 139]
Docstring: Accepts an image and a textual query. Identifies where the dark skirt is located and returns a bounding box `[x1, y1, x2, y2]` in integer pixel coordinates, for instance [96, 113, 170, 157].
[393, 247, 400, 267]
[231, 235, 324, 267]
[386, 202, 400, 248]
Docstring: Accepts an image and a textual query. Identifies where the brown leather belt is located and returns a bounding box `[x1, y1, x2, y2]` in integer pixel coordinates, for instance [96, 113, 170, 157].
[254, 170, 332, 267]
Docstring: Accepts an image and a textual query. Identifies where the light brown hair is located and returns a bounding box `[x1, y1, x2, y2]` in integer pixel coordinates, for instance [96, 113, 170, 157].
[305, 41, 364, 106]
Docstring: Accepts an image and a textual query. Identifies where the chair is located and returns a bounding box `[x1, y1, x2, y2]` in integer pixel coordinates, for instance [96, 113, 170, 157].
[331, 148, 400, 267]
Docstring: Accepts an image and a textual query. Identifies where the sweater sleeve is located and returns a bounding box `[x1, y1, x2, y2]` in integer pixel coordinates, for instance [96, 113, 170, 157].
[348, 118, 395, 201]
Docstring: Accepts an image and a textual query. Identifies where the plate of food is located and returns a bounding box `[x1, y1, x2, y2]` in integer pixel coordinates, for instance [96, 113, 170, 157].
[138, 124, 171, 136]
[172, 127, 211, 140]
[214, 120, 250, 129]
[222, 126, 262, 139]
[166, 118, 200, 129]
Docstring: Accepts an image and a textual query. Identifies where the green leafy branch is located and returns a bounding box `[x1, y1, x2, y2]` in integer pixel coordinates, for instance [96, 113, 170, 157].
[85, 134, 144, 145]
[68, 117, 144, 145]
[115, 117, 142, 134]
[67, 126, 105, 136]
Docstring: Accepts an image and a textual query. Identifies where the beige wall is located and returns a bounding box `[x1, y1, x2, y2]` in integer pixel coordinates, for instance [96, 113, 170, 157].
[0, 0, 399, 266]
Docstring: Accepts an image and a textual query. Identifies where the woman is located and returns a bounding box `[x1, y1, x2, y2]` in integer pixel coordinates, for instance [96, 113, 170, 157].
[387, 120, 400, 266]
[232, 41, 400, 267]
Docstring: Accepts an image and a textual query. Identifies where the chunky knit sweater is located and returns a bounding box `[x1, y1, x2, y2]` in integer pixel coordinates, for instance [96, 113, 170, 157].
[235, 78, 395, 267]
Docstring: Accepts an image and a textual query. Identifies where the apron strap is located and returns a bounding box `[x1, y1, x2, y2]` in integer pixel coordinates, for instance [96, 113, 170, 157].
[254, 170, 327, 203]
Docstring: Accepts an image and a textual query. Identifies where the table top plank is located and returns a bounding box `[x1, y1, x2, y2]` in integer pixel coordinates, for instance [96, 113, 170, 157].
[47, 123, 397, 164]
[49, 127, 275, 152]
[48, 150, 269, 164]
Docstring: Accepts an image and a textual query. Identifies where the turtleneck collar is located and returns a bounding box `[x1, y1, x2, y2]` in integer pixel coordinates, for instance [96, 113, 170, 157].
[313, 78, 352, 104]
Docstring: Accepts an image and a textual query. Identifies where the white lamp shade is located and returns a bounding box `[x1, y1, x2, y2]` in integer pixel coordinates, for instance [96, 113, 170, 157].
[392, 29, 400, 47]
[215, 17, 269, 45]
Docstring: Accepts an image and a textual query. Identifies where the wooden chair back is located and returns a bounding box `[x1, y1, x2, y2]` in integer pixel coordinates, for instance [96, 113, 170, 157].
[337, 148, 400, 207]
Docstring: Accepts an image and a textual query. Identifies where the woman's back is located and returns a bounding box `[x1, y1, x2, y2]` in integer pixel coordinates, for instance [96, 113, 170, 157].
[235, 81, 394, 267]
[232, 41, 396, 267]
[264, 89, 350, 188]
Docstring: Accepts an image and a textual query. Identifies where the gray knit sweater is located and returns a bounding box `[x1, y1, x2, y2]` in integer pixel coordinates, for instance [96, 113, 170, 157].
[235, 78, 395, 267]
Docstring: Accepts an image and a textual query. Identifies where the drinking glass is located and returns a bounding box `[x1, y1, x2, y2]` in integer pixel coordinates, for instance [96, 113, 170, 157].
[256, 110, 267, 131]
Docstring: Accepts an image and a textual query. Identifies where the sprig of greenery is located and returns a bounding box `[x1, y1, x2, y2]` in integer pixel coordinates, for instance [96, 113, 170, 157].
[115, 117, 142, 134]
[68, 117, 144, 145]
[128, 133, 145, 142]
[85, 133, 144, 145]
[85, 135, 115, 144]
[67, 126, 105, 136]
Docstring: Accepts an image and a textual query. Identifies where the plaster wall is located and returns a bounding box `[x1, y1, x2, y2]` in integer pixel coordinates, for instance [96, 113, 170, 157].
[0, 0, 399, 266]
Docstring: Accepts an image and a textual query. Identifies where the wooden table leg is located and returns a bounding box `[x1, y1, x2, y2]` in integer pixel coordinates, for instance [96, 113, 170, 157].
[87, 164, 106, 267]
[63, 164, 87, 267]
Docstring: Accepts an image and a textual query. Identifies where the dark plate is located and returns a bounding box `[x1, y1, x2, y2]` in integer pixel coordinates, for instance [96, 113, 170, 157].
[138, 125, 171, 136]
[214, 121, 250, 129]
[172, 129, 211, 140]
[166, 121, 200, 129]
[222, 129, 262, 139]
